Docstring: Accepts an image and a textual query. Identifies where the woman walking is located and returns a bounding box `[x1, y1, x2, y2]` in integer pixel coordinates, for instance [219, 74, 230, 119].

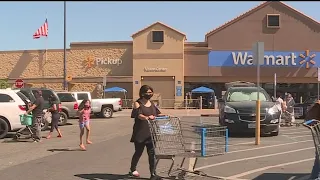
[78, 99, 92, 151]
[129, 85, 166, 180]
[284, 93, 295, 126]
[46, 95, 62, 139]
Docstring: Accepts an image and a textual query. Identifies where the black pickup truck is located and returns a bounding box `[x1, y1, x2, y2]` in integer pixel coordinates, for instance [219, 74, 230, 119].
[294, 96, 318, 118]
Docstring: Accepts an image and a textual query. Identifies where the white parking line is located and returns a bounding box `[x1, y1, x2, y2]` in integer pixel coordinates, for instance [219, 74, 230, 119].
[226, 158, 314, 179]
[195, 147, 313, 170]
[280, 128, 304, 132]
[289, 134, 311, 139]
[228, 139, 298, 147]
[228, 141, 256, 146]
[228, 139, 313, 154]
[282, 130, 310, 135]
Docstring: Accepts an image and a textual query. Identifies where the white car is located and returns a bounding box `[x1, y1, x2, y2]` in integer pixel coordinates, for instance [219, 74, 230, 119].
[0, 89, 29, 139]
[70, 91, 122, 118]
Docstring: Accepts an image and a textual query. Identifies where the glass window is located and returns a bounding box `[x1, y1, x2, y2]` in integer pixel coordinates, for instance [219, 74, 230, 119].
[152, 31, 164, 43]
[77, 93, 89, 100]
[32, 90, 54, 101]
[227, 89, 269, 102]
[58, 93, 76, 102]
[267, 15, 280, 27]
[305, 97, 317, 104]
[16, 91, 30, 103]
[0, 94, 14, 103]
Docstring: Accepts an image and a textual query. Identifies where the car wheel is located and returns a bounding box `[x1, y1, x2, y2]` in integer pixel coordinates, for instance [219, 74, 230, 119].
[101, 107, 113, 118]
[0, 117, 9, 139]
[41, 118, 49, 131]
[58, 112, 68, 126]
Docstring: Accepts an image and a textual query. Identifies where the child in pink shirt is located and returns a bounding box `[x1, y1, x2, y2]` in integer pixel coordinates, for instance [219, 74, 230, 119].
[78, 99, 92, 150]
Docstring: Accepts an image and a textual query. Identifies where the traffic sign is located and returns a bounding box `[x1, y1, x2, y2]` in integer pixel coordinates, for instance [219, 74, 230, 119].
[15, 79, 24, 88]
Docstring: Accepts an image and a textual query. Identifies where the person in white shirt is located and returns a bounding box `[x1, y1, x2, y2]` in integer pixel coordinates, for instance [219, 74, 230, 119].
[275, 93, 284, 125]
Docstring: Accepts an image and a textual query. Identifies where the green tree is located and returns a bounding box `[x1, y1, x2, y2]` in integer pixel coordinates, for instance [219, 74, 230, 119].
[0, 79, 10, 89]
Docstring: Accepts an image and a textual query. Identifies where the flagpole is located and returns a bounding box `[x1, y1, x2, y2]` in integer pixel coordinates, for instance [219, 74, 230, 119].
[63, 1, 67, 90]
[45, 12, 48, 63]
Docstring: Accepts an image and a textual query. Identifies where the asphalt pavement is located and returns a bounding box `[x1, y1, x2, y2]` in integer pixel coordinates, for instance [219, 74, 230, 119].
[0, 115, 316, 180]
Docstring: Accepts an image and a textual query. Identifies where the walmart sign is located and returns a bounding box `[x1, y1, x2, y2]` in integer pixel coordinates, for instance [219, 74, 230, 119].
[208, 50, 320, 68]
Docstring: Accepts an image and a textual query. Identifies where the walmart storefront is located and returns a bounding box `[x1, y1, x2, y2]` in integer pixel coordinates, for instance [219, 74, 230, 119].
[200, 49, 320, 100]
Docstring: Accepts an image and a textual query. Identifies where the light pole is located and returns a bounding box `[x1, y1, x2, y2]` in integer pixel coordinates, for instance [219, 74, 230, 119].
[63, 1, 67, 90]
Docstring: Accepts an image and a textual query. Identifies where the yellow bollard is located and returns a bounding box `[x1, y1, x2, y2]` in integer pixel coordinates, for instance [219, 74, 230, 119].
[255, 100, 261, 145]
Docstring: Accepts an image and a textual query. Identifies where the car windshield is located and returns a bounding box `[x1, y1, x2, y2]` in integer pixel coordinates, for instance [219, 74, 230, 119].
[226, 89, 269, 102]
[58, 93, 76, 102]
[304, 97, 317, 104]
[16, 91, 31, 104]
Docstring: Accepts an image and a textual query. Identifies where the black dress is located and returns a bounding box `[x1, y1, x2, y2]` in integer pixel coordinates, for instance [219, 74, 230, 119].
[130, 99, 161, 144]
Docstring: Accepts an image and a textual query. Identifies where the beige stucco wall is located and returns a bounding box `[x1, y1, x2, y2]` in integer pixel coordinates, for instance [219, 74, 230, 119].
[0, 44, 133, 97]
[0, 50, 65, 79]
[132, 24, 185, 54]
[132, 23, 185, 103]
[68, 44, 133, 78]
[133, 59, 184, 100]
[25, 83, 64, 90]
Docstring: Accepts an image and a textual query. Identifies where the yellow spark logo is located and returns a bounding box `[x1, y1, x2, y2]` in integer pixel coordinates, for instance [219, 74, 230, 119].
[299, 50, 316, 69]
[85, 56, 95, 68]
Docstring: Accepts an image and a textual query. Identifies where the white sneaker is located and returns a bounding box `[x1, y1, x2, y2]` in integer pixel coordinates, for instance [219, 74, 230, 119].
[129, 170, 140, 177]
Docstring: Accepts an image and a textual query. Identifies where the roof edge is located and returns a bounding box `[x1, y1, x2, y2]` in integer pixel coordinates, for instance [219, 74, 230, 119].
[205, 1, 320, 41]
[131, 21, 186, 38]
[205, 1, 270, 41]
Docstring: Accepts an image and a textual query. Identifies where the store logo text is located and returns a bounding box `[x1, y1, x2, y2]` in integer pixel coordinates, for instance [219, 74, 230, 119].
[232, 52, 297, 66]
[85, 57, 123, 68]
[144, 67, 167, 72]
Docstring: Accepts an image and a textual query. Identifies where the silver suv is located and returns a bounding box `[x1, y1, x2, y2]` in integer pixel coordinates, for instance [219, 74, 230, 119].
[56, 92, 79, 123]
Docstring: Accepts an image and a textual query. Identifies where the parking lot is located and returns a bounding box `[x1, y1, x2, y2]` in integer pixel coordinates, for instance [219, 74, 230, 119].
[0, 114, 315, 180]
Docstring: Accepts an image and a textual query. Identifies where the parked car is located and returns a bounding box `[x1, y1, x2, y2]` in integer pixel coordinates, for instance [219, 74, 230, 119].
[0, 89, 29, 138]
[294, 96, 318, 119]
[56, 92, 79, 119]
[16, 88, 68, 126]
[218, 83, 280, 136]
[70, 91, 122, 118]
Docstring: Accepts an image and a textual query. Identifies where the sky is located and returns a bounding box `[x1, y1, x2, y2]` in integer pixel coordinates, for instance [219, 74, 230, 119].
[1, 1, 320, 51]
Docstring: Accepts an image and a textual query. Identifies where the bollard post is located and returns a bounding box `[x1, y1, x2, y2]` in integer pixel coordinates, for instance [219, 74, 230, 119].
[255, 100, 261, 145]
[188, 141, 196, 172]
[201, 128, 206, 156]
[225, 128, 229, 152]
[185, 95, 188, 110]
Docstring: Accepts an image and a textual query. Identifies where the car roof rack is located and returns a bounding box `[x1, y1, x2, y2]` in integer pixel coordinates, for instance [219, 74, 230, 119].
[225, 81, 256, 89]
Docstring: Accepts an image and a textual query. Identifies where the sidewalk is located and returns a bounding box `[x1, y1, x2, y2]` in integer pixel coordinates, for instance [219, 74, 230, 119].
[116, 109, 219, 117]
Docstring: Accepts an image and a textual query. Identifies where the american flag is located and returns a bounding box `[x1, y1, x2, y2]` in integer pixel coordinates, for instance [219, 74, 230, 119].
[33, 19, 48, 39]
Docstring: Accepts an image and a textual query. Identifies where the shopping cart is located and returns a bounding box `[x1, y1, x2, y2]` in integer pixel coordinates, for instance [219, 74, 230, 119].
[148, 116, 228, 179]
[303, 119, 320, 179]
[13, 114, 36, 141]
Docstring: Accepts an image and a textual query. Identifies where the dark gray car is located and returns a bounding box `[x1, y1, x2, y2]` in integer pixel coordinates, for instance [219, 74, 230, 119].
[218, 86, 281, 136]
[57, 92, 79, 120]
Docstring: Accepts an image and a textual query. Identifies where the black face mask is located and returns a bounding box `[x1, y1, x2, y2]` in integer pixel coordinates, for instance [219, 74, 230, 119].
[143, 93, 153, 100]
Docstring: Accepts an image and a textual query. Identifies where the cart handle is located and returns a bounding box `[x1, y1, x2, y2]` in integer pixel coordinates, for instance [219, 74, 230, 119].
[155, 116, 170, 120]
[303, 119, 320, 128]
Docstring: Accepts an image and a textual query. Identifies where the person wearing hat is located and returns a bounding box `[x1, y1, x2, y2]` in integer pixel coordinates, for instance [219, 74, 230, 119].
[25, 90, 45, 142]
